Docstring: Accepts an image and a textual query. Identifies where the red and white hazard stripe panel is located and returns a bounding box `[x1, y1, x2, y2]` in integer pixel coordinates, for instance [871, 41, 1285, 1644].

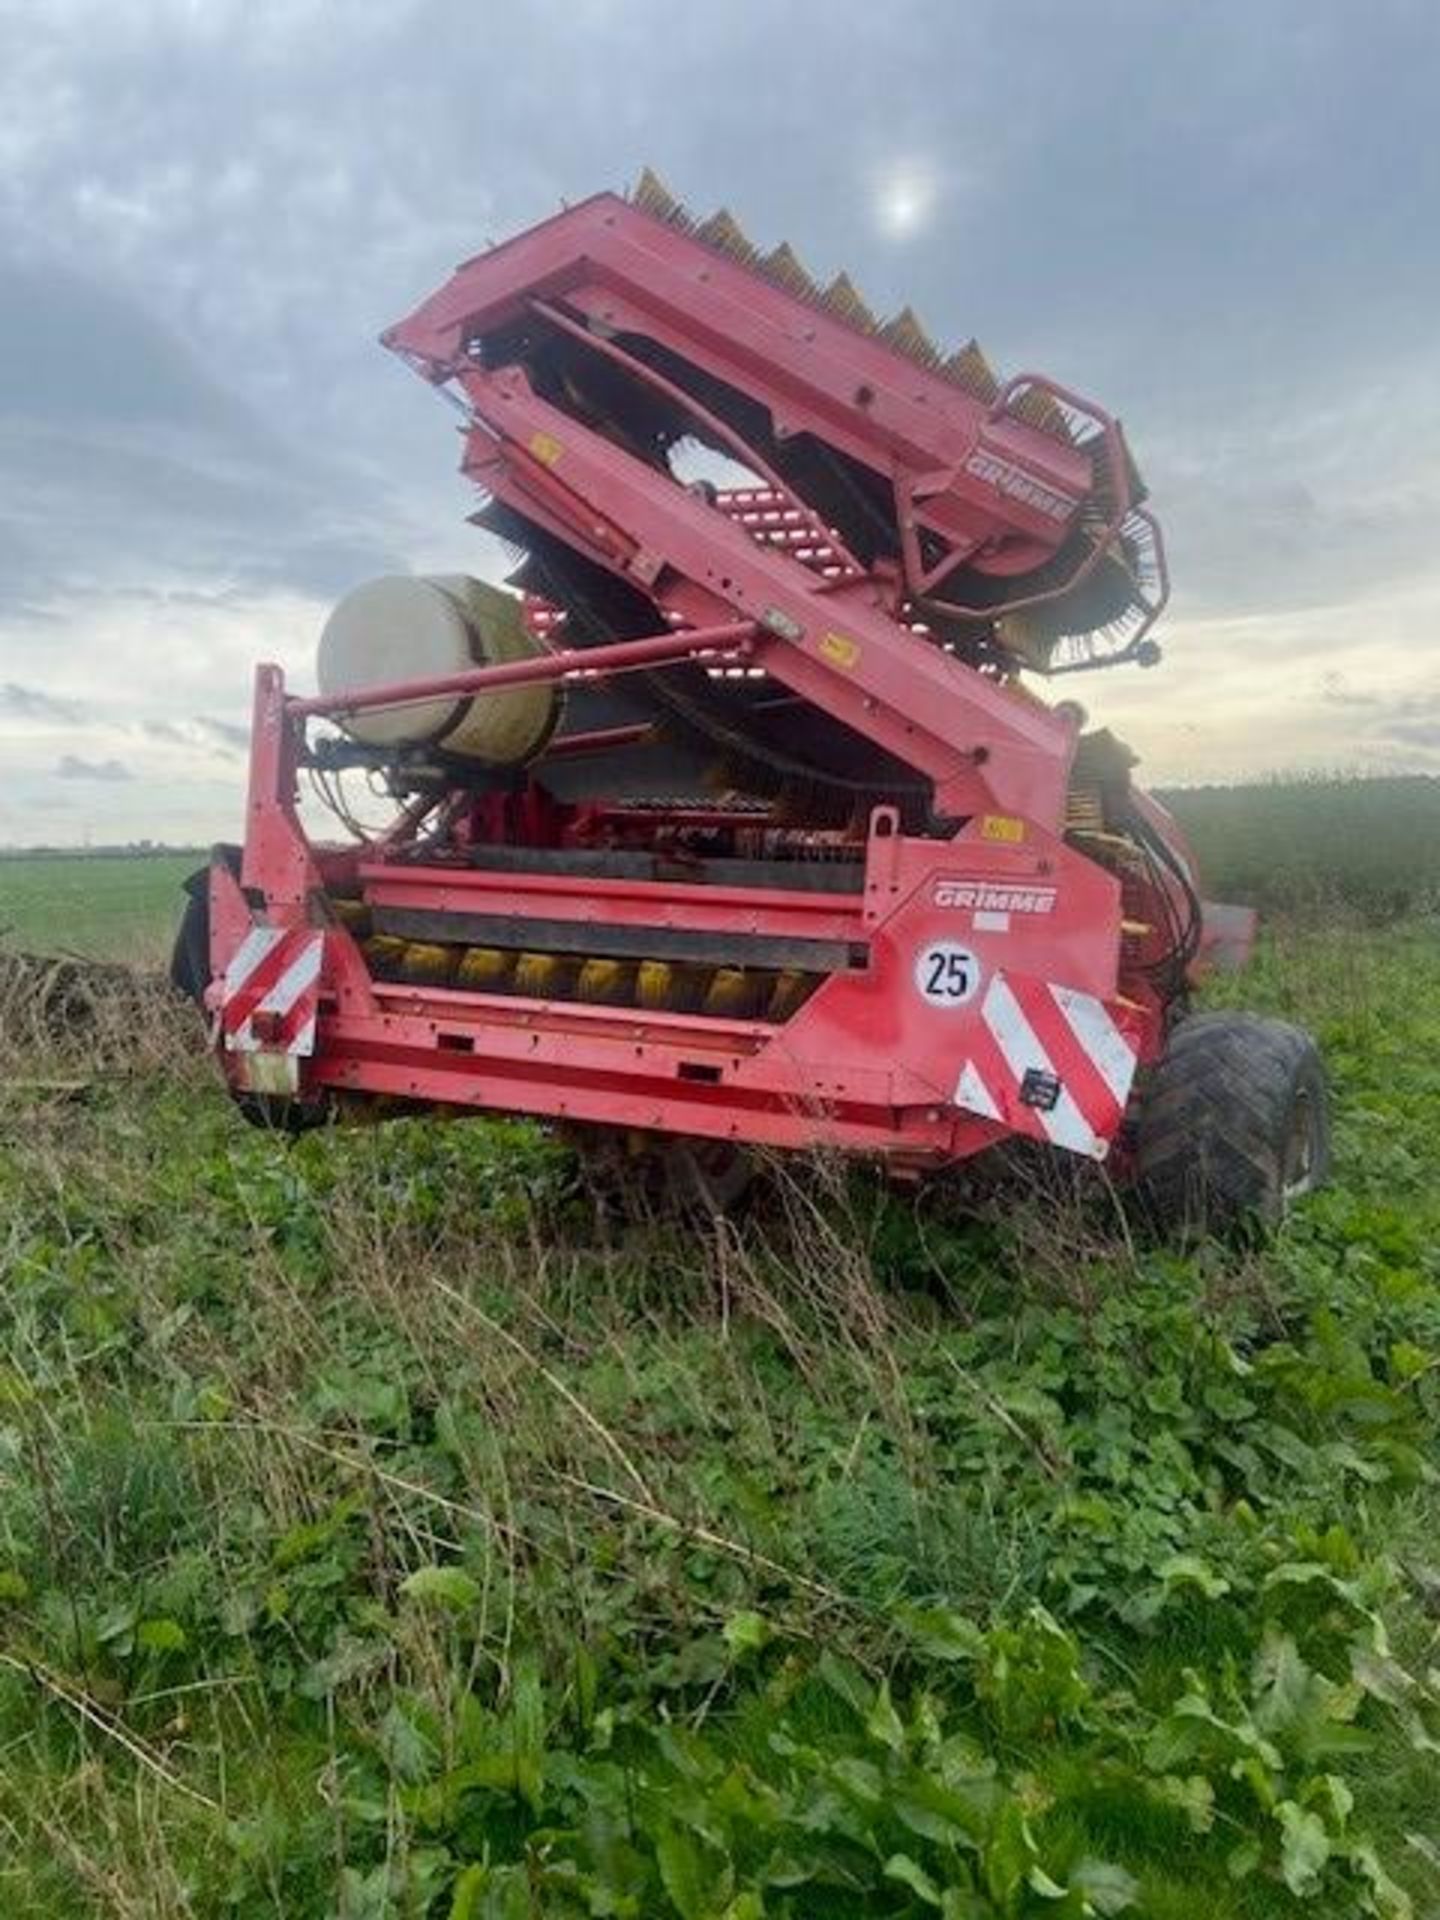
[954, 972, 1142, 1160]
[221, 928, 324, 1055]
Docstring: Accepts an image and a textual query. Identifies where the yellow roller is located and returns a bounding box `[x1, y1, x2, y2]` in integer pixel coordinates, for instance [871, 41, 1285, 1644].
[330, 897, 372, 936]
[361, 934, 408, 977]
[397, 942, 456, 987]
[576, 957, 638, 1005]
[767, 969, 817, 1022]
[636, 959, 709, 1013]
[513, 952, 582, 1000]
[456, 946, 515, 992]
[368, 935, 825, 1019]
[703, 967, 771, 1019]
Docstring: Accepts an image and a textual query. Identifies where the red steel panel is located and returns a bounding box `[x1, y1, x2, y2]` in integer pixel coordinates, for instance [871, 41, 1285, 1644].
[356, 863, 867, 944]
[382, 194, 1095, 555]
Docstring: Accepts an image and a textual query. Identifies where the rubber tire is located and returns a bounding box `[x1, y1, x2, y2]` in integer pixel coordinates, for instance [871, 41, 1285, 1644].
[565, 1127, 755, 1218]
[661, 1138, 756, 1216]
[1134, 1012, 1330, 1235]
[170, 864, 216, 1005]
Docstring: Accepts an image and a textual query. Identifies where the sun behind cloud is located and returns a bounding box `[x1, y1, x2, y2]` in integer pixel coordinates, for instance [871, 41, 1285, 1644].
[871, 159, 941, 239]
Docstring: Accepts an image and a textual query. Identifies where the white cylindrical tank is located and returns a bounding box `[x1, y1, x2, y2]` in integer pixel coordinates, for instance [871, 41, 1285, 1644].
[316, 574, 558, 765]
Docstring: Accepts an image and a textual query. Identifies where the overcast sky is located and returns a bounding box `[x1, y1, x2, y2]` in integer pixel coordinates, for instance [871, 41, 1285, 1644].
[1, 0, 1436, 844]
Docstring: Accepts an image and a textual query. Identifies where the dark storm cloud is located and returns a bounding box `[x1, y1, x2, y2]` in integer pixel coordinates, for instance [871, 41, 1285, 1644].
[0, 255, 253, 437]
[55, 753, 133, 782]
[0, 257, 408, 616]
[3, 0, 1437, 625]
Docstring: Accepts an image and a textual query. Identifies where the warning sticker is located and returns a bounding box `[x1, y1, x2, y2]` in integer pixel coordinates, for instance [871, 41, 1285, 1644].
[819, 631, 861, 670]
[980, 815, 1027, 845]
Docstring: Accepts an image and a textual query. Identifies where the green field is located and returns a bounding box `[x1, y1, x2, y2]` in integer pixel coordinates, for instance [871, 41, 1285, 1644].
[3, 777, 1438, 972]
[1, 789, 1439, 1918]
[0, 851, 202, 966]
[1158, 777, 1440, 919]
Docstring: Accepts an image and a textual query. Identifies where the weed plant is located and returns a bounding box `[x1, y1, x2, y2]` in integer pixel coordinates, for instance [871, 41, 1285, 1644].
[0, 921, 1437, 1914]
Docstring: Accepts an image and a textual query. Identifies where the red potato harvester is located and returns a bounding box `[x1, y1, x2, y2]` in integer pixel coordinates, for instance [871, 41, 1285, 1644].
[173, 172, 1329, 1226]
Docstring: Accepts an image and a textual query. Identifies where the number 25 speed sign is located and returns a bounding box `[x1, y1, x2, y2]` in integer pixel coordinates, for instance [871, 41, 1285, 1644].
[914, 941, 981, 1008]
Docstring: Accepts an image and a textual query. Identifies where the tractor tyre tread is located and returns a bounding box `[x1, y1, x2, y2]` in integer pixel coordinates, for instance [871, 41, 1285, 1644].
[1135, 1012, 1329, 1235]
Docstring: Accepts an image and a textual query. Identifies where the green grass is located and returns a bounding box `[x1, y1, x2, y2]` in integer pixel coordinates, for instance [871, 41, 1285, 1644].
[0, 917, 1438, 1917]
[1, 786, 1439, 1916]
[0, 852, 201, 966]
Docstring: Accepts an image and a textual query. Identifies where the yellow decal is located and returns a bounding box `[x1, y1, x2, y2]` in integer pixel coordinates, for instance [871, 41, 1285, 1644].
[819, 630, 861, 670]
[980, 814, 1026, 845]
[528, 430, 564, 468]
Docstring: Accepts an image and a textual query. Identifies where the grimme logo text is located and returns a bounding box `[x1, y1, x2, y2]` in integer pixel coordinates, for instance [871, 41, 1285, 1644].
[962, 450, 1074, 522]
[934, 880, 1058, 914]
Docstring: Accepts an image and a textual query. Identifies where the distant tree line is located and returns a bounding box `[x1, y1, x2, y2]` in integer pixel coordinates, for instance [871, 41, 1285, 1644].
[0, 843, 209, 860]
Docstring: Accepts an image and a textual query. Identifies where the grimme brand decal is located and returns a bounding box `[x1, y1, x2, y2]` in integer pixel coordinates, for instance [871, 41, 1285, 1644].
[933, 879, 1058, 914]
[962, 449, 1075, 522]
